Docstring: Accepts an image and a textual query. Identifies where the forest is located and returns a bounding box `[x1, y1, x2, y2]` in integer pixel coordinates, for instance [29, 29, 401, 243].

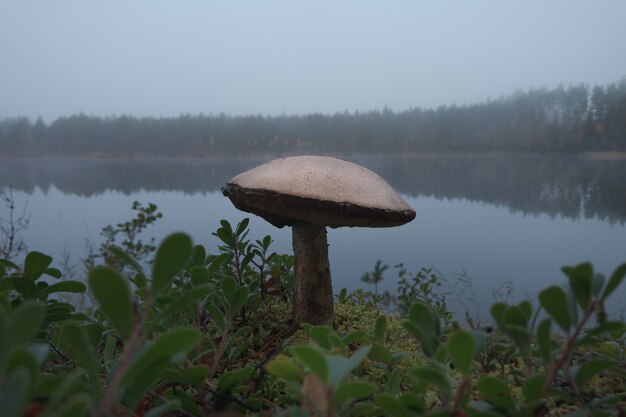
[1, 80, 625, 155]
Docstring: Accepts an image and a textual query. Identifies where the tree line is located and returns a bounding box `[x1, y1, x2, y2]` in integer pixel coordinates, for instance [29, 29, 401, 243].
[1, 79, 625, 155]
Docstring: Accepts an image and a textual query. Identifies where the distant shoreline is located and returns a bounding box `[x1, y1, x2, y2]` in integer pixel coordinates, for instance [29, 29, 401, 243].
[2, 150, 626, 160]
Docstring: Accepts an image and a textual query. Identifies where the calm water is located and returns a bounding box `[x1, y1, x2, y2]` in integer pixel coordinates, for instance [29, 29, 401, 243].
[2, 154, 625, 319]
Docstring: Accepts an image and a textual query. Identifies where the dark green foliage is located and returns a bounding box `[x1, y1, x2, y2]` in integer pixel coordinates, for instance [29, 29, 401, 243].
[0, 217, 624, 416]
[88, 267, 133, 339]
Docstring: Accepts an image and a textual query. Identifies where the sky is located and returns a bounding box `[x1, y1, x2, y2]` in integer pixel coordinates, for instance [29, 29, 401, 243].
[1, 0, 626, 121]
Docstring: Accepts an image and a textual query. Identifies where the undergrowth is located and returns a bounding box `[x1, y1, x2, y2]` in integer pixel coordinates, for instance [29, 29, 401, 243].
[0, 214, 624, 417]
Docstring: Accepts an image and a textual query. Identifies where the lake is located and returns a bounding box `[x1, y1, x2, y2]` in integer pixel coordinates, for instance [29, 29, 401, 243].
[1, 154, 625, 320]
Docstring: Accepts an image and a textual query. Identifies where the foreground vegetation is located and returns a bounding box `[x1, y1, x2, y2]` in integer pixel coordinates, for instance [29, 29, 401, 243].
[0, 216, 625, 416]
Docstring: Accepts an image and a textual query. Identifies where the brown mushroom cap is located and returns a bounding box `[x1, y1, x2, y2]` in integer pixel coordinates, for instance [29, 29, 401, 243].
[222, 156, 416, 228]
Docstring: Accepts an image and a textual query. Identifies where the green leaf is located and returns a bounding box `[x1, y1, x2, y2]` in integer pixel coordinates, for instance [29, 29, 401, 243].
[44, 267, 62, 279]
[403, 302, 441, 357]
[564, 263, 593, 309]
[121, 328, 200, 388]
[290, 345, 329, 384]
[384, 368, 403, 394]
[44, 369, 86, 411]
[447, 331, 475, 375]
[566, 287, 579, 326]
[522, 374, 546, 403]
[55, 396, 90, 417]
[89, 267, 133, 339]
[131, 273, 148, 290]
[504, 305, 528, 327]
[152, 233, 193, 294]
[539, 286, 571, 332]
[341, 330, 369, 345]
[505, 324, 531, 357]
[5, 277, 37, 299]
[218, 367, 254, 392]
[326, 345, 371, 386]
[124, 359, 170, 410]
[7, 349, 39, 384]
[351, 403, 377, 417]
[518, 300, 533, 323]
[591, 273, 605, 297]
[23, 251, 52, 281]
[103, 336, 118, 363]
[536, 319, 552, 365]
[38, 280, 86, 298]
[408, 302, 440, 337]
[0, 258, 19, 270]
[266, 356, 301, 382]
[476, 376, 516, 415]
[375, 393, 412, 417]
[0, 368, 30, 417]
[412, 367, 452, 401]
[155, 285, 211, 324]
[368, 343, 391, 363]
[189, 266, 210, 285]
[221, 276, 237, 304]
[109, 245, 145, 276]
[214, 222, 234, 247]
[602, 263, 626, 301]
[307, 325, 332, 350]
[191, 244, 207, 266]
[574, 359, 616, 388]
[332, 381, 377, 404]
[490, 302, 507, 329]
[44, 302, 74, 323]
[181, 365, 209, 386]
[60, 321, 100, 387]
[8, 302, 44, 345]
[207, 253, 231, 274]
[229, 286, 249, 317]
[374, 315, 387, 343]
[235, 217, 250, 236]
[206, 304, 226, 331]
[398, 392, 426, 413]
[144, 400, 182, 417]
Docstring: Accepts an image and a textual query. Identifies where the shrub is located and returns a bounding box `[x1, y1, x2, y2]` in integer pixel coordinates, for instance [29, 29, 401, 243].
[0, 219, 624, 416]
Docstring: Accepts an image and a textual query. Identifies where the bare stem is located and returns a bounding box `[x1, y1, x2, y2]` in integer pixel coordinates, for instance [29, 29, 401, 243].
[94, 295, 153, 417]
[541, 300, 597, 397]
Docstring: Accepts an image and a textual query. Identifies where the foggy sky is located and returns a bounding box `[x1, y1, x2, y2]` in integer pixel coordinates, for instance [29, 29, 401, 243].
[2, 0, 626, 122]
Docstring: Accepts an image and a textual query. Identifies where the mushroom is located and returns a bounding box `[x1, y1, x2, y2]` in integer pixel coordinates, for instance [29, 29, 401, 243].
[222, 156, 415, 325]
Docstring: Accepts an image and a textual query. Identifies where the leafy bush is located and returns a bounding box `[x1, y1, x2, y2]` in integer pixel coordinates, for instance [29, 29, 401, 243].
[0, 219, 624, 416]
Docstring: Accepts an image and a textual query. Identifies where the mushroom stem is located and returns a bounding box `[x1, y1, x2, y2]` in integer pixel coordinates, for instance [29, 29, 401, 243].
[292, 222, 334, 325]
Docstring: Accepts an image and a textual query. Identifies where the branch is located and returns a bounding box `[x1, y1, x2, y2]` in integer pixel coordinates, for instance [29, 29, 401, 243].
[540, 300, 597, 397]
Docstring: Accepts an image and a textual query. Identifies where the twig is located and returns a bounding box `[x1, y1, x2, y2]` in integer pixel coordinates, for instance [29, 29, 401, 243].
[94, 295, 154, 417]
[452, 376, 470, 413]
[541, 300, 597, 397]
[49, 342, 75, 366]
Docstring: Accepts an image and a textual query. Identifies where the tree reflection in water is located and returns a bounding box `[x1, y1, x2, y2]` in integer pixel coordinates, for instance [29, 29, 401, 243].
[1, 154, 625, 224]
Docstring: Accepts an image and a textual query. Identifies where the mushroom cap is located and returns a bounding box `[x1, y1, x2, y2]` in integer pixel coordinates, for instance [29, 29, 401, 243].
[222, 156, 416, 228]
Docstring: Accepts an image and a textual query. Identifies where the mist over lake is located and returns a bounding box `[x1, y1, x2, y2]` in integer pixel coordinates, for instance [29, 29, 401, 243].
[2, 153, 625, 318]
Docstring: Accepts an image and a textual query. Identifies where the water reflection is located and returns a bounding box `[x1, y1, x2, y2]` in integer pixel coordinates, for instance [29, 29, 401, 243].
[2, 154, 625, 223]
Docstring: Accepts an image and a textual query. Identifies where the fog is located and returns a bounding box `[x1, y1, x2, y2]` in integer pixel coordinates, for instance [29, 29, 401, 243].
[2, 0, 626, 121]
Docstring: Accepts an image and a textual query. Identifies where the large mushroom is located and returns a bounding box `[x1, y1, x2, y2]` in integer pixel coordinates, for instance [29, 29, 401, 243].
[222, 156, 415, 325]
